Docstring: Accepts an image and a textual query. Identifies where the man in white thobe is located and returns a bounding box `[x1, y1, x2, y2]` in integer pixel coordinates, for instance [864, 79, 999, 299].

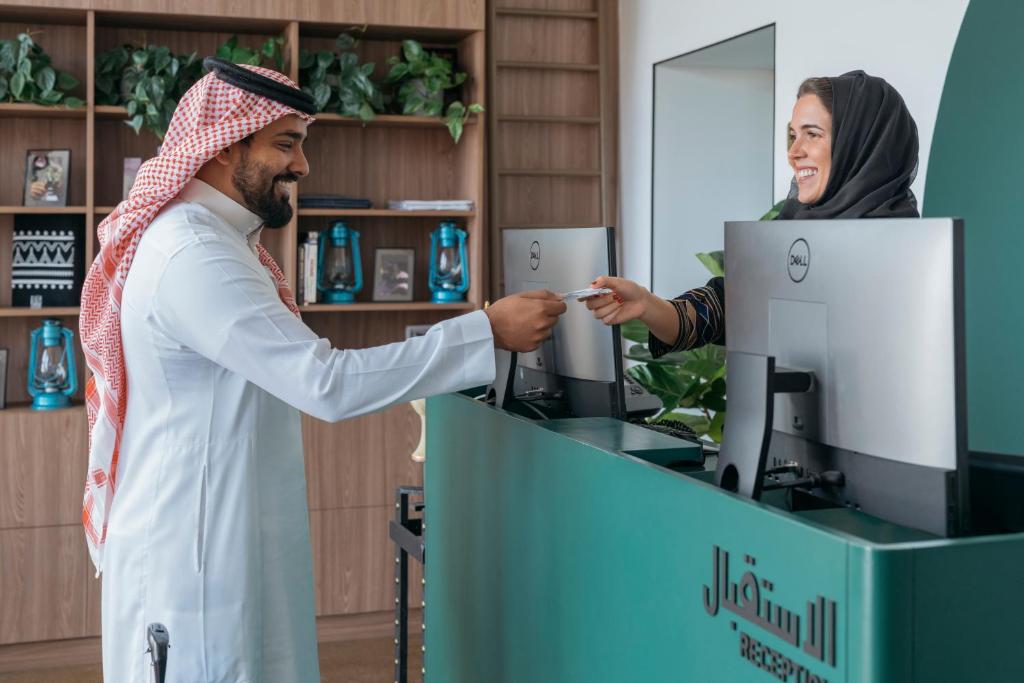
[82, 60, 565, 682]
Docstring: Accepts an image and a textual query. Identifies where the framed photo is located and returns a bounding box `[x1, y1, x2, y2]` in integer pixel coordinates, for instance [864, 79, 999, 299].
[0, 348, 7, 410]
[373, 248, 415, 302]
[23, 149, 70, 207]
[405, 324, 432, 339]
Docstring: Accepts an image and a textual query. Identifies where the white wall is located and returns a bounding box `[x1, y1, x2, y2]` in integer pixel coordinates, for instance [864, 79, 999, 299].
[652, 64, 773, 297]
[619, 0, 970, 284]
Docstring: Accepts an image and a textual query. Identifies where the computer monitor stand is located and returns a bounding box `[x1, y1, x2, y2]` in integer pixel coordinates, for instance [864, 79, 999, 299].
[715, 352, 815, 499]
[486, 349, 518, 410]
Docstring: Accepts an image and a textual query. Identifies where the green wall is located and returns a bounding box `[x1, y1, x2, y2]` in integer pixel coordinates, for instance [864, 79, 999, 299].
[925, 0, 1024, 457]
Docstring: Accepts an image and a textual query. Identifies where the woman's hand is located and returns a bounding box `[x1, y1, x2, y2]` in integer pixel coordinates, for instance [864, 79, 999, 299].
[583, 276, 683, 347]
[582, 276, 652, 325]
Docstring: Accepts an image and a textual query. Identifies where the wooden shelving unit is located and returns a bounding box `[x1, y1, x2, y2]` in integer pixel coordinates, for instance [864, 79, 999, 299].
[488, 0, 618, 292]
[0, 1, 484, 652]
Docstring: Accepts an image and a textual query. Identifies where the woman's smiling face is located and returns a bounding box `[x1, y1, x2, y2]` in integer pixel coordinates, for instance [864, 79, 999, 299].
[788, 94, 833, 204]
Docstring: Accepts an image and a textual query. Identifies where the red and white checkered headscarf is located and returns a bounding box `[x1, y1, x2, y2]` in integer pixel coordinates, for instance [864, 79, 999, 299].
[79, 65, 314, 572]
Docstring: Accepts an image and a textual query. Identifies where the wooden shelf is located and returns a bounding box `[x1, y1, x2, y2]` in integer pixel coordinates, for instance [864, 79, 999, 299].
[94, 104, 129, 118]
[300, 302, 475, 313]
[0, 401, 85, 415]
[496, 115, 601, 125]
[0, 206, 89, 214]
[297, 208, 475, 217]
[312, 113, 477, 128]
[0, 103, 87, 119]
[496, 61, 599, 72]
[497, 169, 601, 177]
[495, 8, 598, 20]
[0, 307, 80, 318]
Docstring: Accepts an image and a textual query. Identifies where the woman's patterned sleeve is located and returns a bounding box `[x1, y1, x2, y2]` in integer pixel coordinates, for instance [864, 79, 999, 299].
[648, 276, 725, 357]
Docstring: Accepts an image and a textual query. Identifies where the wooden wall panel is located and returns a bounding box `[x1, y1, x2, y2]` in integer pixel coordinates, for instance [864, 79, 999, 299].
[0, 525, 99, 644]
[488, 0, 617, 293]
[494, 70, 599, 118]
[302, 405, 422, 511]
[0, 405, 88, 529]
[498, 176, 602, 227]
[495, 16, 598, 64]
[310, 505, 422, 617]
[497, 121, 600, 171]
[92, 120, 160, 208]
[301, 126, 461, 205]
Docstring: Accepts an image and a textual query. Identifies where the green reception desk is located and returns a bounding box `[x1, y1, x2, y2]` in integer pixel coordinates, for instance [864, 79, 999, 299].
[423, 393, 1024, 683]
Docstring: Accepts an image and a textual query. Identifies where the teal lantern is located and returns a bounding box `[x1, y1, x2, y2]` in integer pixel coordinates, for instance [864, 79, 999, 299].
[429, 222, 469, 303]
[317, 221, 362, 303]
[28, 318, 77, 410]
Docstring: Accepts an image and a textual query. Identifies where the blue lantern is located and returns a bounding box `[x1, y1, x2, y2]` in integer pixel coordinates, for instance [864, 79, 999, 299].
[317, 221, 362, 303]
[28, 318, 77, 410]
[429, 222, 469, 303]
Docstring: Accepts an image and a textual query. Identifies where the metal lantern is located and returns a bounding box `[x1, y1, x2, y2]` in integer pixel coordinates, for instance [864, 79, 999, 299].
[428, 222, 469, 303]
[28, 318, 77, 410]
[317, 221, 362, 303]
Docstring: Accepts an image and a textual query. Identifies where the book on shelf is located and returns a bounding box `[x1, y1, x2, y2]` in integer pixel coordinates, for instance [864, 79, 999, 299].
[386, 199, 474, 212]
[302, 231, 319, 305]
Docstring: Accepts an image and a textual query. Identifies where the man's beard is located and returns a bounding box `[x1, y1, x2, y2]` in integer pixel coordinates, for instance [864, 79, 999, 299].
[231, 153, 296, 229]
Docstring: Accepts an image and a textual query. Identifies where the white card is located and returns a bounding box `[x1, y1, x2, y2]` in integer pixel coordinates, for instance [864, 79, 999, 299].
[561, 287, 613, 300]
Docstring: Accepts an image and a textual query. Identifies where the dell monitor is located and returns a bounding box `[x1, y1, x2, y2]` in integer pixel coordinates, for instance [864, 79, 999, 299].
[501, 226, 629, 419]
[718, 218, 968, 537]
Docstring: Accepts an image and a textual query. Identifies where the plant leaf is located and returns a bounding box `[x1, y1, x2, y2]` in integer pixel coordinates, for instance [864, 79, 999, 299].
[34, 66, 56, 94]
[56, 71, 78, 91]
[132, 49, 148, 68]
[696, 251, 725, 277]
[10, 71, 24, 99]
[64, 96, 84, 109]
[335, 32, 356, 50]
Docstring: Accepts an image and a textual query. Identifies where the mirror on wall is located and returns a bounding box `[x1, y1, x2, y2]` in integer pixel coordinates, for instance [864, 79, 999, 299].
[651, 25, 775, 297]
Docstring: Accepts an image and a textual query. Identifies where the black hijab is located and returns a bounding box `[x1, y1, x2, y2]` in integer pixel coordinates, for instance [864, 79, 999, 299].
[777, 70, 920, 220]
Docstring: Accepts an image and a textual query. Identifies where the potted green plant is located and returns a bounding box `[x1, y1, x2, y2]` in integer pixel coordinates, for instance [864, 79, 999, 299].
[298, 31, 384, 123]
[96, 34, 285, 139]
[621, 251, 727, 441]
[0, 32, 83, 107]
[383, 39, 482, 142]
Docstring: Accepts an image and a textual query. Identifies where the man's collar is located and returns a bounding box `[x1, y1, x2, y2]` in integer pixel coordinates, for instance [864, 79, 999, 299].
[178, 178, 264, 244]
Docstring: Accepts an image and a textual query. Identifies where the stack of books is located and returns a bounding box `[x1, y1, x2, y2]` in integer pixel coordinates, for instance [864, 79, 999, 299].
[298, 195, 372, 209]
[297, 231, 319, 305]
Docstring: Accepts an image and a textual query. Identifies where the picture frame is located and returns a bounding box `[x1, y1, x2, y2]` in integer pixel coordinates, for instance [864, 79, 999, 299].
[23, 149, 71, 207]
[405, 324, 432, 339]
[0, 348, 7, 410]
[373, 248, 415, 302]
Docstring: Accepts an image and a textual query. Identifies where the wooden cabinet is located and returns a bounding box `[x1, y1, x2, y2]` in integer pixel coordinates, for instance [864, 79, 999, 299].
[0, 0, 482, 649]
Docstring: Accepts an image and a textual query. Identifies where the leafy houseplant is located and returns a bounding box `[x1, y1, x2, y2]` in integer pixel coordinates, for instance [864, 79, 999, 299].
[96, 35, 286, 140]
[0, 32, 83, 107]
[383, 39, 483, 143]
[622, 202, 788, 442]
[622, 251, 727, 441]
[298, 31, 384, 123]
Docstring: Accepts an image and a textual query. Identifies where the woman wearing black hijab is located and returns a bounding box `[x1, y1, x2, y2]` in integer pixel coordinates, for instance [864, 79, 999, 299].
[585, 71, 920, 354]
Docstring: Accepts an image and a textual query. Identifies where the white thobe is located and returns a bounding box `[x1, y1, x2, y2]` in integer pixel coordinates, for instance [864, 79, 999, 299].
[102, 179, 496, 682]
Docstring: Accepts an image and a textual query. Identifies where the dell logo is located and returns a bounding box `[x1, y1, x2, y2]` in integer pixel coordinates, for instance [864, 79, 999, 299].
[529, 240, 541, 270]
[787, 239, 810, 282]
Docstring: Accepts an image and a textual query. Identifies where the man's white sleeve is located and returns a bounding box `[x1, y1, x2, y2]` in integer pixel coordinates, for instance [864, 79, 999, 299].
[153, 235, 496, 422]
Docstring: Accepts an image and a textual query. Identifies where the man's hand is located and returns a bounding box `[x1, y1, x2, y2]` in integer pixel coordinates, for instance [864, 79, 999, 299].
[485, 290, 567, 352]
